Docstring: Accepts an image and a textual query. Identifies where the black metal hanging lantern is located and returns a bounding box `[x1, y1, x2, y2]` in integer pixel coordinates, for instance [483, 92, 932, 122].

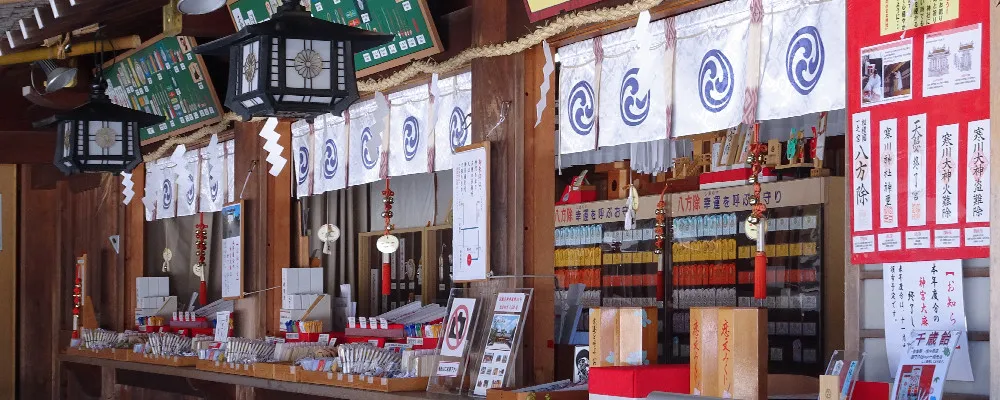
[194, 0, 393, 121]
[34, 73, 164, 175]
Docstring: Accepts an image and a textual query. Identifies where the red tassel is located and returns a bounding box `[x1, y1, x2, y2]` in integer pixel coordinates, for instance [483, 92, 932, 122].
[656, 270, 664, 301]
[382, 262, 391, 295]
[754, 252, 767, 299]
[199, 281, 208, 306]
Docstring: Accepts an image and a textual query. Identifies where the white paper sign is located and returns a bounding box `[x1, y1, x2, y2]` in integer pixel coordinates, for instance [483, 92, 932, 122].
[935, 124, 959, 225]
[214, 311, 232, 342]
[906, 114, 927, 227]
[452, 145, 488, 282]
[851, 111, 873, 233]
[882, 260, 972, 381]
[923, 24, 982, 97]
[878, 118, 898, 229]
[494, 293, 526, 313]
[442, 297, 476, 357]
[890, 330, 961, 400]
[436, 361, 460, 377]
[965, 119, 990, 224]
[221, 203, 243, 299]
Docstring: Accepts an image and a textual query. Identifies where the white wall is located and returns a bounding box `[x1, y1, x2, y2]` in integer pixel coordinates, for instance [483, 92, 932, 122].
[368, 170, 453, 230]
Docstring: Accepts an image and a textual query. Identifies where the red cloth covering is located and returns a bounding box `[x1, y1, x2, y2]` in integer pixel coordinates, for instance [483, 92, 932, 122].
[851, 381, 890, 400]
[589, 365, 690, 398]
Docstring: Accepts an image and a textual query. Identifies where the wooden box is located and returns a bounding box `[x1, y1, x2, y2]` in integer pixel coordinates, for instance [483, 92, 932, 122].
[298, 370, 429, 392]
[195, 359, 254, 376]
[690, 307, 767, 399]
[129, 353, 198, 367]
[618, 307, 657, 366]
[589, 307, 619, 367]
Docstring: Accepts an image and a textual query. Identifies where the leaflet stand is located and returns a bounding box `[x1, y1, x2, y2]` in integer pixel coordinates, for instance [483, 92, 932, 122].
[428, 281, 535, 397]
[824, 350, 866, 399]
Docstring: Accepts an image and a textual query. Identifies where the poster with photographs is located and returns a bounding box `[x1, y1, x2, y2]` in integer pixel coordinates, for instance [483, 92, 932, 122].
[220, 202, 243, 299]
[473, 313, 520, 396]
[923, 23, 983, 97]
[860, 38, 913, 107]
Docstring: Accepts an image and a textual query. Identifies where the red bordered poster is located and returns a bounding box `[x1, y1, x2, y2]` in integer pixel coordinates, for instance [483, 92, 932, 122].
[847, 0, 990, 264]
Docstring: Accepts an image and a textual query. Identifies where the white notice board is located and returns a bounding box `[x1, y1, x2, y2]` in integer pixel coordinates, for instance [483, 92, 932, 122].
[221, 202, 244, 299]
[452, 142, 489, 282]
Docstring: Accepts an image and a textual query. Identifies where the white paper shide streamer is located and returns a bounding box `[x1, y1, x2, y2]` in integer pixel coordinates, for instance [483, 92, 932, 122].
[313, 114, 348, 193]
[433, 72, 471, 171]
[121, 172, 135, 205]
[226, 141, 236, 202]
[389, 85, 431, 176]
[535, 40, 555, 127]
[200, 135, 225, 213]
[291, 119, 314, 199]
[348, 99, 384, 186]
[142, 166, 157, 221]
[260, 117, 287, 177]
[674, 0, 751, 137]
[558, 38, 599, 154]
[598, 20, 668, 147]
[756, 0, 845, 120]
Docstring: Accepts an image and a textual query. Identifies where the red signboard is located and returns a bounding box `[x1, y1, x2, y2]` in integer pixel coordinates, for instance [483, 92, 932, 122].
[847, 0, 990, 264]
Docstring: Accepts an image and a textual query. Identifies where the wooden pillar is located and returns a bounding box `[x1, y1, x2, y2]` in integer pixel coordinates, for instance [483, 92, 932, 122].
[124, 163, 145, 329]
[0, 165, 16, 399]
[19, 165, 63, 400]
[100, 365, 116, 400]
[523, 44, 556, 384]
[989, 2, 999, 397]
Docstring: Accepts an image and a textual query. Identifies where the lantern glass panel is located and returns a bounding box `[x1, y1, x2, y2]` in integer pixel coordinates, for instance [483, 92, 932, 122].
[85, 121, 125, 165]
[239, 40, 261, 95]
[284, 38, 333, 93]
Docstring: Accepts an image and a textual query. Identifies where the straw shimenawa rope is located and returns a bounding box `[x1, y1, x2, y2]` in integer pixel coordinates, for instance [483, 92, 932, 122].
[147, 0, 663, 161]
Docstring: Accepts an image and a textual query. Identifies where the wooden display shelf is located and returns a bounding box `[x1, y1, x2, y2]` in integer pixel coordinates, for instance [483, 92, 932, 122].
[298, 370, 429, 392]
[252, 362, 301, 382]
[127, 353, 198, 367]
[195, 358, 255, 376]
[65, 346, 130, 361]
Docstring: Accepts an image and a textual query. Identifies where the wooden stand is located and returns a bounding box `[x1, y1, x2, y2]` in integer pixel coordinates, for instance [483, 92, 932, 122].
[128, 353, 198, 367]
[65, 347, 130, 361]
[297, 370, 429, 392]
[689, 307, 767, 399]
[195, 359, 255, 376]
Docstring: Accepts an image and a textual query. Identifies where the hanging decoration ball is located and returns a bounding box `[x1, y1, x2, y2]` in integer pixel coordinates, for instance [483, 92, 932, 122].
[193, 0, 394, 121]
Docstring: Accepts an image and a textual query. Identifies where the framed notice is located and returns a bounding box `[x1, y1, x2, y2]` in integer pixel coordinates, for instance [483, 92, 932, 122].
[221, 202, 244, 299]
[228, 0, 442, 77]
[847, 0, 990, 264]
[102, 34, 223, 144]
[452, 142, 489, 282]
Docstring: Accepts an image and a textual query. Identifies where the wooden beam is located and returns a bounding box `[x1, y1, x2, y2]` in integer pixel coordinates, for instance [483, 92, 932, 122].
[266, 121, 292, 336]
[860, 266, 990, 280]
[989, 1, 999, 396]
[0, 131, 56, 164]
[0, 165, 17, 400]
[522, 43, 556, 384]
[123, 163, 145, 329]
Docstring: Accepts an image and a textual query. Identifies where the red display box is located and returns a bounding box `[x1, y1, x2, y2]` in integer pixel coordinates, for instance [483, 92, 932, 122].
[589, 365, 690, 400]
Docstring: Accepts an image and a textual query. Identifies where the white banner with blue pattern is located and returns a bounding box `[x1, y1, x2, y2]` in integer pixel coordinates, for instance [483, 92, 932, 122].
[226, 141, 235, 203]
[143, 164, 158, 221]
[199, 143, 226, 213]
[558, 38, 599, 154]
[598, 20, 668, 147]
[291, 119, 314, 198]
[348, 99, 384, 186]
[156, 159, 176, 220]
[176, 151, 200, 217]
[673, 0, 751, 137]
[389, 85, 431, 177]
[756, 0, 844, 120]
[314, 114, 348, 193]
[434, 72, 472, 171]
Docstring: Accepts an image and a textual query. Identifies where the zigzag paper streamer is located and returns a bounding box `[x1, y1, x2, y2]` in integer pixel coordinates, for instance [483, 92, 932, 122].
[369, 92, 388, 160]
[632, 11, 653, 86]
[259, 117, 287, 176]
[121, 172, 135, 205]
[427, 73, 440, 171]
[535, 41, 554, 127]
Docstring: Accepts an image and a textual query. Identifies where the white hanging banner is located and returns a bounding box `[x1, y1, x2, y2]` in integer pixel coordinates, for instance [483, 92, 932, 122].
[314, 114, 348, 193]
[558, 38, 599, 154]
[157, 159, 177, 220]
[291, 119, 314, 198]
[348, 99, 384, 186]
[756, 0, 845, 120]
[673, 0, 751, 137]
[177, 150, 201, 217]
[598, 20, 668, 147]
[226, 141, 236, 203]
[200, 138, 226, 213]
[434, 72, 472, 171]
[389, 85, 431, 177]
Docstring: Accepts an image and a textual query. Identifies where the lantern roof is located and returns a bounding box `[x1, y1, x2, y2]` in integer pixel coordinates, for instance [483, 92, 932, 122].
[194, 1, 394, 56]
[32, 82, 165, 129]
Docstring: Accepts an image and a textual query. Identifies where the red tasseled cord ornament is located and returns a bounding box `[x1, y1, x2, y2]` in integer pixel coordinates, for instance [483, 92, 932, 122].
[381, 179, 394, 296]
[748, 123, 768, 300]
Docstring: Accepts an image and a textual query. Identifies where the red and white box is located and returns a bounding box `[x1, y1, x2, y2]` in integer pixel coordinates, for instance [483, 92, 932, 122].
[698, 167, 776, 189]
[589, 365, 691, 400]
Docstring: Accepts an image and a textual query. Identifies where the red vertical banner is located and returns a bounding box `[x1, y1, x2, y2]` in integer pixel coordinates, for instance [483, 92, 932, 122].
[847, 0, 991, 264]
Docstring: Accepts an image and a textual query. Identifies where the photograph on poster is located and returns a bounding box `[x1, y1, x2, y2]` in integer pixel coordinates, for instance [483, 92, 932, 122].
[860, 39, 913, 107]
[923, 23, 982, 97]
[893, 365, 935, 400]
[486, 314, 520, 351]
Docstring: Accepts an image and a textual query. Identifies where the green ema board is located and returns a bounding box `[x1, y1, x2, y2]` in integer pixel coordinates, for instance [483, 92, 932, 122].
[228, 0, 440, 75]
[103, 35, 222, 143]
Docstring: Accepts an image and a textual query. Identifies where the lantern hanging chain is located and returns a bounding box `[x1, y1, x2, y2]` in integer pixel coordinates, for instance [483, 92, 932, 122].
[653, 181, 669, 255]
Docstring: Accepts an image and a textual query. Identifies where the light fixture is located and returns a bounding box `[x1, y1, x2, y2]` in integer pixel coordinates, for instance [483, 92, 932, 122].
[34, 59, 78, 93]
[177, 0, 226, 15]
[33, 29, 164, 175]
[194, 0, 393, 121]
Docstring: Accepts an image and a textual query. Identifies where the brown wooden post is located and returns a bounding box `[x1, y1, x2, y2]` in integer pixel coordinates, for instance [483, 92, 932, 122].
[124, 163, 145, 331]
[0, 165, 16, 399]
